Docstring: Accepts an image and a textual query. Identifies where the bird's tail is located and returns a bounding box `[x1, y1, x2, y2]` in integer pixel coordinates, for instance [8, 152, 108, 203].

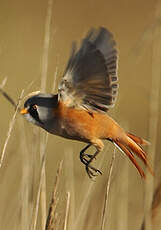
[113, 132, 153, 178]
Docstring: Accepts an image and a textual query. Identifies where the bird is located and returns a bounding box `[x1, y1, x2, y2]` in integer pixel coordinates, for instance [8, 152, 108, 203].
[20, 27, 153, 179]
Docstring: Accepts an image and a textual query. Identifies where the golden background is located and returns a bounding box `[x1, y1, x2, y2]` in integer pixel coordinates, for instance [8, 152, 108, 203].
[0, 0, 161, 229]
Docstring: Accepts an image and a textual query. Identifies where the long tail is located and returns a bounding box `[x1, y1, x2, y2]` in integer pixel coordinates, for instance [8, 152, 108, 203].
[113, 132, 153, 178]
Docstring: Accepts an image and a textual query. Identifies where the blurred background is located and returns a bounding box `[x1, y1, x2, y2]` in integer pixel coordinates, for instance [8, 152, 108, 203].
[0, 0, 161, 229]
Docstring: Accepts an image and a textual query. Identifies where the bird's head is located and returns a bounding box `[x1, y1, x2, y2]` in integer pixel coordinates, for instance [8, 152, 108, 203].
[20, 93, 58, 129]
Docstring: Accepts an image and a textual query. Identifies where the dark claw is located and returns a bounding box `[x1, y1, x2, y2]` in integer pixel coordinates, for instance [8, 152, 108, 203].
[86, 163, 102, 179]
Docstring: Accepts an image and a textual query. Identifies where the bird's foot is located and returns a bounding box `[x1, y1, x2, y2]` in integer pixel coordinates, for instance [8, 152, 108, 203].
[80, 144, 102, 179]
[85, 162, 102, 179]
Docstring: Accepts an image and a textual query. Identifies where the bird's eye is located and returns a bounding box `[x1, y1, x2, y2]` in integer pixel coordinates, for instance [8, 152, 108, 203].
[28, 104, 43, 124]
[32, 104, 37, 110]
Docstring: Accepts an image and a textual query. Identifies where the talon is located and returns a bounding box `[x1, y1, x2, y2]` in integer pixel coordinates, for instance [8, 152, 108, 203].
[85, 163, 102, 179]
[86, 167, 95, 178]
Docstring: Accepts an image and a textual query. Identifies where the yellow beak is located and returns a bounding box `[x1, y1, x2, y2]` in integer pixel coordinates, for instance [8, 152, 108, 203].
[20, 108, 28, 115]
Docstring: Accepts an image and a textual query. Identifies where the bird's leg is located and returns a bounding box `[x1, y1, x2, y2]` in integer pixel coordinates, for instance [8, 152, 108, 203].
[85, 148, 102, 179]
[80, 139, 104, 179]
[80, 144, 92, 165]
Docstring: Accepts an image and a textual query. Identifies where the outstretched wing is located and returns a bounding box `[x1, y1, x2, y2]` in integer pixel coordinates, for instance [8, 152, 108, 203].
[58, 27, 118, 113]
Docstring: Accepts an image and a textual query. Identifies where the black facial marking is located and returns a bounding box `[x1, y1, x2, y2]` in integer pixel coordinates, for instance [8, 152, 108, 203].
[28, 104, 44, 124]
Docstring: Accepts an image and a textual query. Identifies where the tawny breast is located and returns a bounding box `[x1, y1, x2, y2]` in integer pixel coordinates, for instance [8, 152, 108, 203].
[56, 102, 121, 142]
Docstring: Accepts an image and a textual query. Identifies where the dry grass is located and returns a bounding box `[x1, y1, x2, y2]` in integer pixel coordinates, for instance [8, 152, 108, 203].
[35, 0, 53, 229]
[64, 192, 71, 230]
[0, 85, 24, 169]
[141, 2, 161, 230]
[45, 161, 63, 230]
[101, 148, 116, 230]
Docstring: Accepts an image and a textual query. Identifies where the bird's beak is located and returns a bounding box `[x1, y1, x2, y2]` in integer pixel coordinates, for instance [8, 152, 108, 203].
[20, 108, 28, 115]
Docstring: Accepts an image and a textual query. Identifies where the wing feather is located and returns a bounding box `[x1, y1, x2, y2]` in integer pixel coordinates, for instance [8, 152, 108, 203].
[58, 27, 118, 112]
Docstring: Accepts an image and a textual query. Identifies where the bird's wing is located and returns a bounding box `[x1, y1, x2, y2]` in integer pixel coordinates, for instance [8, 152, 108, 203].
[58, 27, 118, 113]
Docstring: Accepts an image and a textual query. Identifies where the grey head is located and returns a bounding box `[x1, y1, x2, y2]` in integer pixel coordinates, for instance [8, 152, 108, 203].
[21, 93, 58, 130]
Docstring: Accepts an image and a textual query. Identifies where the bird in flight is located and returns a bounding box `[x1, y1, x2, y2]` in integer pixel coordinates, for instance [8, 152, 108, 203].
[20, 27, 153, 179]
